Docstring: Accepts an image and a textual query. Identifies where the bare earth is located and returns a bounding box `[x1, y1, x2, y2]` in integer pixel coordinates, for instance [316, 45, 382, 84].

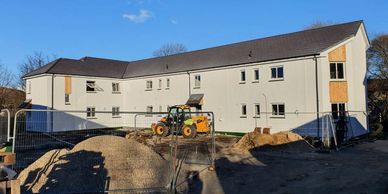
[183, 139, 388, 194]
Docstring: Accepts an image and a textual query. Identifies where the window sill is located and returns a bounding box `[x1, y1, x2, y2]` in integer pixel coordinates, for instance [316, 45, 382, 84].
[193, 86, 201, 89]
[65, 103, 71, 105]
[86, 91, 97, 93]
[145, 89, 152, 91]
[329, 79, 346, 81]
[269, 78, 284, 82]
[87, 117, 97, 120]
[112, 116, 121, 118]
[252, 80, 260, 83]
[112, 92, 121, 94]
[253, 116, 260, 118]
[165, 88, 170, 90]
[157, 88, 162, 90]
[270, 115, 285, 119]
[240, 116, 247, 118]
[239, 82, 246, 84]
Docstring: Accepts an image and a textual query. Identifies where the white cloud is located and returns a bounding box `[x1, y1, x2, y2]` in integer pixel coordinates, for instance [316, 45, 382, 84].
[170, 19, 178, 25]
[123, 9, 152, 23]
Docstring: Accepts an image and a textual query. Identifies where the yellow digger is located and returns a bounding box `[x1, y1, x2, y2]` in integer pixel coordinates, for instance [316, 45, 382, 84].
[151, 105, 210, 138]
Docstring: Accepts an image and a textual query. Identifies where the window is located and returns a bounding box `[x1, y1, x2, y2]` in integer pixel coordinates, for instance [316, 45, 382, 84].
[112, 83, 120, 93]
[112, 107, 120, 117]
[86, 107, 96, 118]
[240, 70, 246, 83]
[272, 104, 285, 117]
[26, 81, 31, 94]
[167, 106, 170, 111]
[330, 63, 345, 79]
[270, 66, 284, 80]
[146, 80, 153, 90]
[241, 104, 247, 117]
[331, 103, 346, 119]
[253, 69, 260, 81]
[166, 78, 170, 89]
[254, 104, 260, 117]
[194, 75, 201, 88]
[159, 105, 162, 112]
[147, 106, 153, 113]
[158, 79, 162, 90]
[65, 94, 70, 105]
[86, 81, 101, 92]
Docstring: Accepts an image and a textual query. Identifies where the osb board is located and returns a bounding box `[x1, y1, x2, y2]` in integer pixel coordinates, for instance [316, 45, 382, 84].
[328, 45, 346, 62]
[329, 81, 348, 103]
[64, 76, 72, 94]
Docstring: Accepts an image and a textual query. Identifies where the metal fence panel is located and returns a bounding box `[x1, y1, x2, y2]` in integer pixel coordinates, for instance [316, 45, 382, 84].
[0, 109, 10, 144]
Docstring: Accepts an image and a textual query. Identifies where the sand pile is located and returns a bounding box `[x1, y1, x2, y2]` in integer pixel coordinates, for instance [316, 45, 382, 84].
[233, 131, 304, 150]
[18, 135, 170, 194]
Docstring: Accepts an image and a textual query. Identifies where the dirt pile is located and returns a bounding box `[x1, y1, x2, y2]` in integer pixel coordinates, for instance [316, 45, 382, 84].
[18, 135, 170, 194]
[233, 131, 304, 150]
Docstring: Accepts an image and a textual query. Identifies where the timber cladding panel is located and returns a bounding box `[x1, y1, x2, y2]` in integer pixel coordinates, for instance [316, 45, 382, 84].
[64, 76, 72, 94]
[329, 81, 348, 103]
[328, 45, 346, 62]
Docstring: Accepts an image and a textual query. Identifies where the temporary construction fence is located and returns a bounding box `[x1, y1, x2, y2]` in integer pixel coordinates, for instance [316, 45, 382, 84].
[11, 109, 216, 193]
[0, 109, 11, 144]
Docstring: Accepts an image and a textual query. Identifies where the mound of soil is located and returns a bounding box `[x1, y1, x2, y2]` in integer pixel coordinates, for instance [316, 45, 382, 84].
[18, 135, 170, 193]
[233, 131, 304, 150]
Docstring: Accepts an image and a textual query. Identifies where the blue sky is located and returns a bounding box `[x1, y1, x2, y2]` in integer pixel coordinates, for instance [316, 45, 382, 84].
[0, 0, 387, 73]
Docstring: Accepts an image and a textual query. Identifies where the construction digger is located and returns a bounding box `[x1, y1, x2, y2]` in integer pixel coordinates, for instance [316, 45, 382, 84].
[151, 105, 210, 138]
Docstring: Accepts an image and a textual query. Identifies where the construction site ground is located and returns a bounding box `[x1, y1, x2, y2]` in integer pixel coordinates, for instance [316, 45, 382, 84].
[147, 134, 388, 194]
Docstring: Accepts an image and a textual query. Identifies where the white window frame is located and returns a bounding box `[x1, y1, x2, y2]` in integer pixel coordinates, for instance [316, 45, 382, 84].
[271, 103, 285, 118]
[86, 81, 102, 92]
[194, 74, 201, 89]
[112, 107, 120, 118]
[112, 82, 120, 93]
[65, 94, 70, 105]
[240, 70, 246, 84]
[254, 103, 260, 118]
[253, 69, 260, 82]
[166, 78, 170, 89]
[270, 66, 284, 81]
[329, 62, 346, 80]
[158, 79, 162, 90]
[240, 104, 247, 118]
[86, 107, 96, 119]
[146, 80, 153, 91]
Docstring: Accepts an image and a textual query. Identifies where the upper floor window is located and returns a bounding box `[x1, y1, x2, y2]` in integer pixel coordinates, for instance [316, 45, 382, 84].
[26, 81, 31, 94]
[112, 83, 120, 93]
[270, 66, 284, 80]
[330, 62, 345, 79]
[146, 80, 153, 90]
[240, 70, 246, 83]
[253, 69, 260, 81]
[65, 94, 70, 105]
[272, 103, 285, 117]
[158, 79, 162, 90]
[86, 81, 101, 92]
[194, 75, 201, 88]
[166, 78, 170, 89]
[86, 107, 96, 118]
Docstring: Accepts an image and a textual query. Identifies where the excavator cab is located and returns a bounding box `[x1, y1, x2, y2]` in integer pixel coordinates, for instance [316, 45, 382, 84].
[151, 105, 210, 138]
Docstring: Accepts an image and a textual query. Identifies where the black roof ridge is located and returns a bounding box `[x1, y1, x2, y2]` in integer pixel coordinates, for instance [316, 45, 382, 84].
[125, 20, 363, 64]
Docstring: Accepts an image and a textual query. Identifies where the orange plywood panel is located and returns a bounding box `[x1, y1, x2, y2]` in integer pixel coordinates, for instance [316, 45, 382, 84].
[328, 45, 346, 62]
[329, 81, 348, 103]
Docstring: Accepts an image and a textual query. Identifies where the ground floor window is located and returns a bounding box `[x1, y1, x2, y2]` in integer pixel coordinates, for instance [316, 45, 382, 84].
[272, 103, 285, 117]
[112, 107, 120, 117]
[241, 104, 247, 117]
[254, 104, 260, 117]
[86, 107, 96, 118]
[331, 103, 346, 119]
[147, 106, 153, 113]
[65, 94, 70, 105]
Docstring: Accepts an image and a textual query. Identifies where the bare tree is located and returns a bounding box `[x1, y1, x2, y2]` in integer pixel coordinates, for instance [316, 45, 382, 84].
[153, 43, 187, 57]
[17, 52, 52, 90]
[0, 64, 15, 109]
[367, 33, 388, 129]
[304, 20, 336, 30]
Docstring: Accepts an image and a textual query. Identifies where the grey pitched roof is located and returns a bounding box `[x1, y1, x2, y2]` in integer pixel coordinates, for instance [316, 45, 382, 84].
[24, 20, 363, 79]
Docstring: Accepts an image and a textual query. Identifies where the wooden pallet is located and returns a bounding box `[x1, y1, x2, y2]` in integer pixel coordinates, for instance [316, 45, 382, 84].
[0, 179, 20, 194]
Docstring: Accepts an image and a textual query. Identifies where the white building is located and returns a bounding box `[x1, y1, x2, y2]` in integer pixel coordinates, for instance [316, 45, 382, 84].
[23, 21, 370, 136]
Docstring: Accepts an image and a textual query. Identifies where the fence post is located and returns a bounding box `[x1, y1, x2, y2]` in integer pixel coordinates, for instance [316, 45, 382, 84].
[12, 110, 23, 154]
